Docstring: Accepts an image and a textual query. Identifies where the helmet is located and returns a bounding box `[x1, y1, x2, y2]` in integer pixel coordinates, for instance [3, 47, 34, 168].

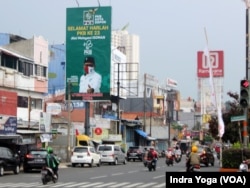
[191, 146, 198, 153]
[47, 147, 53, 154]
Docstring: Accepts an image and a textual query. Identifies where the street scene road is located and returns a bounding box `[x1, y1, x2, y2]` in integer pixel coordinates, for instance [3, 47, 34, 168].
[0, 154, 220, 188]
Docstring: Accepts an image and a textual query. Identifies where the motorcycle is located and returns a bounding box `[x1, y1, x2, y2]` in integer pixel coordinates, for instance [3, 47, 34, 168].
[175, 154, 182, 163]
[41, 166, 58, 185]
[165, 154, 174, 166]
[239, 161, 249, 172]
[147, 158, 157, 171]
[187, 164, 201, 172]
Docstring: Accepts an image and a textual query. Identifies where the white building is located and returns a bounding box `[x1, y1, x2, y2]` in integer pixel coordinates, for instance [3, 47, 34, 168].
[112, 30, 140, 97]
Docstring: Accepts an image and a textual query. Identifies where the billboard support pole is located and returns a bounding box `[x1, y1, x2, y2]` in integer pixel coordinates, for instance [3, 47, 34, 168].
[85, 102, 90, 136]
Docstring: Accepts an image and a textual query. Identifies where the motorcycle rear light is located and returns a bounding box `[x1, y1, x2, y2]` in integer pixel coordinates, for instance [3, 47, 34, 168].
[194, 165, 200, 169]
[25, 154, 33, 158]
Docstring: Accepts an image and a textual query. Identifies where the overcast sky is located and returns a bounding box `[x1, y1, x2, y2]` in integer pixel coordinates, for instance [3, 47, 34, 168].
[0, 0, 247, 101]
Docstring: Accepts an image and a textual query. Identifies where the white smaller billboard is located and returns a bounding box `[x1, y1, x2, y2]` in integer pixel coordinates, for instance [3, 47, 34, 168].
[46, 103, 62, 115]
[166, 78, 177, 88]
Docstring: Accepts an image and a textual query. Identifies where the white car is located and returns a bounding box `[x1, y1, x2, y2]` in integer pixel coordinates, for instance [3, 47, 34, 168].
[71, 146, 101, 167]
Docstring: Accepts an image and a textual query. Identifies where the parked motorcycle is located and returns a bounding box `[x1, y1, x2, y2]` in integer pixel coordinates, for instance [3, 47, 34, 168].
[147, 159, 157, 171]
[239, 161, 249, 172]
[41, 166, 58, 185]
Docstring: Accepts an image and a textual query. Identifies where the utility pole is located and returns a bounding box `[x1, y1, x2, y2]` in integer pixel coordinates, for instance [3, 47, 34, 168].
[143, 73, 146, 132]
[117, 63, 120, 134]
[67, 81, 72, 162]
[245, 0, 250, 148]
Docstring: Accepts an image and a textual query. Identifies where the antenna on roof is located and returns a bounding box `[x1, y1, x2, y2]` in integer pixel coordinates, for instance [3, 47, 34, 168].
[75, 0, 79, 7]
[121, 23, 129, 31]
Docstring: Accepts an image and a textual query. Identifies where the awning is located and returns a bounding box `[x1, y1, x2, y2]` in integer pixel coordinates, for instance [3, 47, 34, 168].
[146, 136, 157, 141]
[102, 138, 122, 142]
[135, 129, 147, 138]
[92, 139, 102, 144]
[0, 134, 22, 139]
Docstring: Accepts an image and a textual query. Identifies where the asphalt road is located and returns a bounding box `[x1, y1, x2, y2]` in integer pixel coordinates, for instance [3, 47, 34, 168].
[0, 155, 220, 188]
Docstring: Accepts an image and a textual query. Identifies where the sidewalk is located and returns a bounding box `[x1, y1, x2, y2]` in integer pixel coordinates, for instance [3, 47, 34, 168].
[59, 162, 70, 168]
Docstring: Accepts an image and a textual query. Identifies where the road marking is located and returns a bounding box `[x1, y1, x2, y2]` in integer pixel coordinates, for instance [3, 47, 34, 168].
[153, 175, 165, 179]
[137, 182, 159, 187]
[79, 182, 103, 187]
[123, 183, 144, 187]
[64, 182, 89, 187]
[109, 182, 130, 187]
[0, 182, 165, 188]
[127, 170, 138, 173]
[154, 183, 166, 188]
[90, 175, 107, 179]
[95, 182, 117, 187]
[111, 172, 124, 176]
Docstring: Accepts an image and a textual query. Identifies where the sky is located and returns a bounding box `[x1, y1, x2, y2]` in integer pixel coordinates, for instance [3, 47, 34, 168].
[0, 0, 247, 101]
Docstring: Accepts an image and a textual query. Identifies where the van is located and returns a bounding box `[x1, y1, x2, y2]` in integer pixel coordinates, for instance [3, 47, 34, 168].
[97, 144, 127, 165]
[75, 134, 100, 149]
[76, 134, 94, 147]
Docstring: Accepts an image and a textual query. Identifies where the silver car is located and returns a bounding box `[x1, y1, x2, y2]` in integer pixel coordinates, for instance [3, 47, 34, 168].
[97, 144, 127, 165]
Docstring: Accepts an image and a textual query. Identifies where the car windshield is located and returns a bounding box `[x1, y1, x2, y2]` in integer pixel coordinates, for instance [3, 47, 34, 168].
[98, 146, 112, 151]
[74, 147, 88, 153]
[128, 147, 140, 152]
[30, 151, 47, 156]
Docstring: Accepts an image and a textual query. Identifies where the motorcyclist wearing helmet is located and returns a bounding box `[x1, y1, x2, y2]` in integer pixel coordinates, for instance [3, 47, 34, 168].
[174, 146, 182, 158]
[166, 147, 174, 158]
[46, 147, 60, 178]
[186, 145, 200, 172]
[148, 147, 158, 159]
[147, 147, 158, 166]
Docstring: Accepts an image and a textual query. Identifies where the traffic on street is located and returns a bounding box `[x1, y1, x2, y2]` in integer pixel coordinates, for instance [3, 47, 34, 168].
[0, 153, 220, 188]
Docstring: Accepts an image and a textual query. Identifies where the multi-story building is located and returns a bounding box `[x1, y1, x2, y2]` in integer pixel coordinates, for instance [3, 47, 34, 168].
[0, 33, 49, 148]
[112, 30, 140, 97]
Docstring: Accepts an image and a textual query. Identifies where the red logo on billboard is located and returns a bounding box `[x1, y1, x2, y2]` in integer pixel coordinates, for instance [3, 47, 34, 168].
[197, 51, 224, 78]
[95, 127, 102, 135]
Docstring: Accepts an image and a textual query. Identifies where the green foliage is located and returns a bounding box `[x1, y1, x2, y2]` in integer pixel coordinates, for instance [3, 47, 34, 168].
[231, 142, 241, 149]
[203, 135, 213, 142]
[192, 137, 199, 141]
[222, 148, 250, 168]
[208, 91, 250, 144]
[171, 123, 183, 131]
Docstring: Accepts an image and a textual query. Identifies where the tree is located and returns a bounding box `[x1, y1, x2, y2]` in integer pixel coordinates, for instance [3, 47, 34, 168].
[208, 91, 245, 143]
[171, 122, 185, 139]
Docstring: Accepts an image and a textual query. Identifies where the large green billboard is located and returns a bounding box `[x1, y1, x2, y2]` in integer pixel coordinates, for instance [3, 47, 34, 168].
[66, 7, 111, 100]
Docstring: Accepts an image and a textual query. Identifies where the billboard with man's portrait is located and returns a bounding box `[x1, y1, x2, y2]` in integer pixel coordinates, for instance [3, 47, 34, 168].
[66, 7, 111, 100]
